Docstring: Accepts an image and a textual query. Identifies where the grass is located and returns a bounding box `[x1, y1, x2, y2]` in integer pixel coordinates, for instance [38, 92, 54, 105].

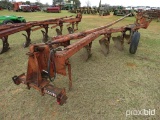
[0, 10, 160, 120]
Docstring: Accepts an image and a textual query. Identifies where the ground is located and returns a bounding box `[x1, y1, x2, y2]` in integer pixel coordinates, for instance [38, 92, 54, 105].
[0, 10, 160, 120]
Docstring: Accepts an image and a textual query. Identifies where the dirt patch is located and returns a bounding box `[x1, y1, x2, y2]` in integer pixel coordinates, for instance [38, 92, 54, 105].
[11, 88, 23, 95]
[126, 62, 137, 67]
[52, 111, 57, 116]
[0, 58, 4, 63]
[137, 55, 160, 63]
[108, 98, 124, 106]
[0, 90, 6, 97]
[128, 81, 141, 87]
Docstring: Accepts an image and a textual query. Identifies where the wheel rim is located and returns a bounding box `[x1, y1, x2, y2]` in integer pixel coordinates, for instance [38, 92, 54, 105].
[6, 22, 13, 25]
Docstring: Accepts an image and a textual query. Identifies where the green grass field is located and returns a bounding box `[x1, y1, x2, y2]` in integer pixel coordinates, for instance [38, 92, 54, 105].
[0, 10, 160, 120]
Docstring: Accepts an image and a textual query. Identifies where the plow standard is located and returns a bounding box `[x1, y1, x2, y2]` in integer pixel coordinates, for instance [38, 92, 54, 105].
[12, 12, 151, 105]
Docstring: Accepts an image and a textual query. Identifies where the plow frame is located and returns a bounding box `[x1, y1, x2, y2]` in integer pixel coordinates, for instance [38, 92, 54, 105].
[12, 12, 152, 105]
[0, 13, 82, 54]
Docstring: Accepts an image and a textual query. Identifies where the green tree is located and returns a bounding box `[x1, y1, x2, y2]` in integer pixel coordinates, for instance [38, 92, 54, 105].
[45, 2, 49, 6]
[35, 2, 44, 7]
[53, 0, 56, 6]
[85, 0, 91, 7]
[71, 0, 81, 8]
[26, 1, 31, 5]
[99, 0, 101, 7]
[57, 0, 63, 6]
[0, 1, 12, 9]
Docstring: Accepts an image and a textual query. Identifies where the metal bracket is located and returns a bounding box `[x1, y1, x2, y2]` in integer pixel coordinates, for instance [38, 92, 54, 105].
[99, 34, 111, 56]
[41, 25, 49, 43]
[67, 27, 74, 34]
[67, 23, 76, 34]
[84, 42, 92, 61]
[22, 29, 31, 48]
[0, 36, 10, 54]
[72, 22, 78, 32]
[75, 22, 79, 31]
[66, 61, 72, 90]
[56, 28, 62, 36]
[112, 35, 124, 51]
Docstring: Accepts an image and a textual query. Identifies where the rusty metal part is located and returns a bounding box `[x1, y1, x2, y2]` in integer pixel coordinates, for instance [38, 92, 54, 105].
[23, 29, 31, 47]
[41, 25, 49, 42]
[12, 74, 67, 105]
[0, 36, 10, 54]
[50, 13, 151, 55]
[112, 36, 124, 51]
[99, 36, 110, 56]
[0, 14, 82, 54]
[67, 27, 74, 34]
[13, 12, 152, 105]
[84, 42, 92, 61]
[56, 28, 62, 36]
[12, 45, 68, 105]
[52, 13, 132, 42]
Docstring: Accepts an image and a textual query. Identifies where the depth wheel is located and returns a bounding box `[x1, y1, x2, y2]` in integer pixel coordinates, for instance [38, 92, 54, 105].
[129, 31, 140, 54]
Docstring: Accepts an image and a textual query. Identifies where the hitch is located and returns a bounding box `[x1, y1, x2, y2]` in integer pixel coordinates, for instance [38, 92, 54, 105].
[12, 73, 67, 105]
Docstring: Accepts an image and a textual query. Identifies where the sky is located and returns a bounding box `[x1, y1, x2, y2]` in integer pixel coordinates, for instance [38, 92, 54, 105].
[80, 0, 160, 7]
[15, 0, 160, 7]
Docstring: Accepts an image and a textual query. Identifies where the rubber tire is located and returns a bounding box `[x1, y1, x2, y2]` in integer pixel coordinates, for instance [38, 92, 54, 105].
[129, 31, 140, 54]
[23, 19, 26, 23]
[3, 20, 14, 24]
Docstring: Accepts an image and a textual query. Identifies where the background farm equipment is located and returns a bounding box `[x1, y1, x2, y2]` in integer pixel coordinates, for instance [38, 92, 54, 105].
[0, 13, 82, 54]
[46, 6, 61, 13]
[113, 6, 134, 16]
[70, 5, 110, 15]
[0, 15, 26, 25]
[145, 9, 160, 21]
[12, 12, 152, 105]
[30, 5, 41, 12]
[99, 4, 110, 16]
[69, 7, 98, 15]
[13, 2, 41, 12]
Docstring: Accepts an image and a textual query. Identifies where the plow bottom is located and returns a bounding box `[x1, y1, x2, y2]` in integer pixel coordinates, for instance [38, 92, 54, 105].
[99, 37, 109, 56]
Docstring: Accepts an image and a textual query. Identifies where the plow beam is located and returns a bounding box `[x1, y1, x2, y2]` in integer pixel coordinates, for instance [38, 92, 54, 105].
[52, 13, 131, 43]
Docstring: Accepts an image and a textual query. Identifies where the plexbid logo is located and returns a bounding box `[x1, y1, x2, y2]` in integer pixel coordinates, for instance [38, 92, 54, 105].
[126, 109, 155, 117]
